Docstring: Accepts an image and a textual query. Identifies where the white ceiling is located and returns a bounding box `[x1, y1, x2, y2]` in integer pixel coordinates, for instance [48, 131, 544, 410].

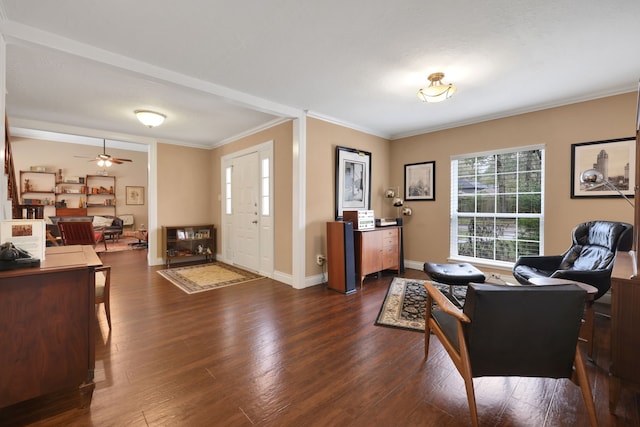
[1, 0, 639, 149]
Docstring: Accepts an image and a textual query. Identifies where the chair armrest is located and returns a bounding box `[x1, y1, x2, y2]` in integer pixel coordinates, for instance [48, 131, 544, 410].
[551, 269, 610, 284]
[424, 281, 470, 323]
[514, 255, 563, 271]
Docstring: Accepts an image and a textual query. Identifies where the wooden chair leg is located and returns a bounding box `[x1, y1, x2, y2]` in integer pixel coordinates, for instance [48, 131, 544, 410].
[609, 376, 621, 414]
[459, 341, 479, 427]
[574, 347, 598, 426]
[582, 301, 595, 358]
[425, 297, 433, 359]
[104, 301, 111, 329]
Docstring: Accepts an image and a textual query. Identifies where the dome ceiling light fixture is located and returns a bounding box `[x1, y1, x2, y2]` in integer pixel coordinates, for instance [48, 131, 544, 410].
[135, 109, 166, 128]
[417, 72, 457, 103]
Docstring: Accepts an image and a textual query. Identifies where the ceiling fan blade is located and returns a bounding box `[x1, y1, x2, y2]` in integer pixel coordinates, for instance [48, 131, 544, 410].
[74, 140, 134, 165]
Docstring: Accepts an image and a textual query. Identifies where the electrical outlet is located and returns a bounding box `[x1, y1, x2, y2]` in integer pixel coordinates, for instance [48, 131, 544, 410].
[316, 254, 326, 266]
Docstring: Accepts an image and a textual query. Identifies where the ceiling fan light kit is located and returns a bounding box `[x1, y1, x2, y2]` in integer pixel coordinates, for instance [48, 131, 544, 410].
[135, 110, 166, 127]
[417, 72, 457, 103]
[85, 140, 133, 167]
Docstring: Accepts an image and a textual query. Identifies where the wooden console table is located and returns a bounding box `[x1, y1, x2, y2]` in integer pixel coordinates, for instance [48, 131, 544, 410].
[0, 245, 102, 409]
[609, 250, 640, 413]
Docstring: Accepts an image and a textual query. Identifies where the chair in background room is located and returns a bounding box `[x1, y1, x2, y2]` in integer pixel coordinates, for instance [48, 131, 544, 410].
[58, 221, 107, 251]
[94, 265, 111, 329]
[424, 282, 598, 427]
[513, 220, 633, 355]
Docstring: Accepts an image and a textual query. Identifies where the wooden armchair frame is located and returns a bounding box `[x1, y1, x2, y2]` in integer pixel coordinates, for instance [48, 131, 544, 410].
[58, 221, 107, 251]
[424, 282, 598, 427]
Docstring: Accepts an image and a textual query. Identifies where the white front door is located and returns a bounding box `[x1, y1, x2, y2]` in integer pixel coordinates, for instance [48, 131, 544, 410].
[233, 151, 260, 272]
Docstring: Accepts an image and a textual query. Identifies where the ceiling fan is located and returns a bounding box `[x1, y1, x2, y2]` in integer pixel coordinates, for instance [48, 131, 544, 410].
[85, 139, 133, 167]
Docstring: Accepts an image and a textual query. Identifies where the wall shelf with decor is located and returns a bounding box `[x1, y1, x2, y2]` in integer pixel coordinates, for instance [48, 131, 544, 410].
[163, 224, 216, 267]
[85, 175, 116, 215]
[55, 181, 87, 210]
[19, 170, 56, 217]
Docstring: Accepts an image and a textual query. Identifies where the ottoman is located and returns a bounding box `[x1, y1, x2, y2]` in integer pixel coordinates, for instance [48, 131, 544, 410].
[423, 262, 486, 306]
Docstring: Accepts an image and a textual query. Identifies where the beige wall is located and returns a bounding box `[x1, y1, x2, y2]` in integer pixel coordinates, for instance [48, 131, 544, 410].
[306, 118, 391, 276]
[391, 93, 637, 269]
[157, 143, 214, 260]
[10, 92, 637, 281]
[11, 137, 148, 226]
[210, 121, 294, 274]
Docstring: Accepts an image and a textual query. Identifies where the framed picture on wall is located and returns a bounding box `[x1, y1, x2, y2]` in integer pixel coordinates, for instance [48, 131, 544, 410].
[570, 137, 635, 199]
[126, 186, 145, 205]
[404, 161, 435, 201]
[335, 146, 372, 220]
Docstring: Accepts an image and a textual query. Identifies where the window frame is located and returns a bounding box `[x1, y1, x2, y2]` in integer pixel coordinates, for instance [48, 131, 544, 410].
[450, 145, 545, 268]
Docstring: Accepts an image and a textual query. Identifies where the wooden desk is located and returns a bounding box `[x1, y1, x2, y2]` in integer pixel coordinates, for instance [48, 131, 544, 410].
[0, 245, 101, 409]
[609, 251, 640, 413]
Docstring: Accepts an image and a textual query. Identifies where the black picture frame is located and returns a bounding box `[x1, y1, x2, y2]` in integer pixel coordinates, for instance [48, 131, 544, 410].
[570, 137, 635, 199]
[335, 146, 372, 220]
[404, 161, 435, 201]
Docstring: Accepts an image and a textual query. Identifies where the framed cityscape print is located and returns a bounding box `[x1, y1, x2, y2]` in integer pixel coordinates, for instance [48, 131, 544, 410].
[335, 146, 371, 220]
[405, 161, 435, 201]
[570, 137, 635, 199]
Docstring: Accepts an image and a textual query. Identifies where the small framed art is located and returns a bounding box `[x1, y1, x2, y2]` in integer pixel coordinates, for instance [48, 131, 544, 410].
[126, 186, 145, 205]
[404, 161, 435, 201]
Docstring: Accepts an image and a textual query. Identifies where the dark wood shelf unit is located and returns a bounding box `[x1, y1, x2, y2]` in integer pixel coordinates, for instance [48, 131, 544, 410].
[163, 224, 216, 267]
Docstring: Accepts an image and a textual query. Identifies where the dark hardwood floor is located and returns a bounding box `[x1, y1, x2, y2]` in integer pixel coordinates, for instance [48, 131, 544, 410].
[1, 249, 639, 426]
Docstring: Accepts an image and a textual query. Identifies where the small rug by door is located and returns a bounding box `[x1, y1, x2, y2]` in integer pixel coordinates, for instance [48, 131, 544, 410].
[375, 277, 467, 332]
[157, 262, 263, 294]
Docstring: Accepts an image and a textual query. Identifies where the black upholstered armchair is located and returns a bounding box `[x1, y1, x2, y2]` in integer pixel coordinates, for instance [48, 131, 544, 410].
[424, 282, 597, 427]
[513, 220, 633, 300]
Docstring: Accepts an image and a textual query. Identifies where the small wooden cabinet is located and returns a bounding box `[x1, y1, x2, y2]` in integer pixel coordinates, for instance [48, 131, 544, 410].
[163, 224, 216, 267]
[354, 227, 401, 288]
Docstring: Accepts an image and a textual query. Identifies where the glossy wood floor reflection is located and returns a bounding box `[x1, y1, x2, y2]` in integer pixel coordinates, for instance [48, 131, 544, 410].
[1, 250, 639, 426]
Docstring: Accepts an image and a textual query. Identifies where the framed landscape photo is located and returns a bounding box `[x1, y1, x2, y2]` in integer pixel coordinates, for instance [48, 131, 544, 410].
[126, 186, 145, 205]
[570, 137, 635, 199]
[335, 146, 371, 220]
[404, 161, 435, 201]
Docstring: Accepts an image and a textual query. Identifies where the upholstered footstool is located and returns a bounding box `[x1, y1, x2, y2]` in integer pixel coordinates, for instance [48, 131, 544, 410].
[423, 262, 486, 306]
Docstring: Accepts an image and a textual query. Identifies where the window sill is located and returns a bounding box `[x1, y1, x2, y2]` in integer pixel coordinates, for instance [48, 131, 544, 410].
[447, 256, 514, 272]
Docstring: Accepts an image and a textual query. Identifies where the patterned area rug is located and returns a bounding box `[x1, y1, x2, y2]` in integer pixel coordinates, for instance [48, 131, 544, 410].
[157, 262, 263, 294]
[375, 277, 467, 332]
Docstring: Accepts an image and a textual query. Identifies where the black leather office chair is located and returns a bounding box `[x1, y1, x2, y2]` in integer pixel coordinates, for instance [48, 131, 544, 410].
[513, 220, 633, 299]
[424, 282, 598, 427]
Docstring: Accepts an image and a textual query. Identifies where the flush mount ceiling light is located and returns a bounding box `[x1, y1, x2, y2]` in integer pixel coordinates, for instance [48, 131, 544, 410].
[135, 110, 166, 128]
[417, 72, 457, 103]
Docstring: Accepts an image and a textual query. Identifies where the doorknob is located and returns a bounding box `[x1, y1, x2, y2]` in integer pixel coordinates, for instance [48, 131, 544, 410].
[252, 220, 258, 224]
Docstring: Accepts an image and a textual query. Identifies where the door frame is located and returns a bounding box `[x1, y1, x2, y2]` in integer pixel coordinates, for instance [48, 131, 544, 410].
[220, 140, 274, 277]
